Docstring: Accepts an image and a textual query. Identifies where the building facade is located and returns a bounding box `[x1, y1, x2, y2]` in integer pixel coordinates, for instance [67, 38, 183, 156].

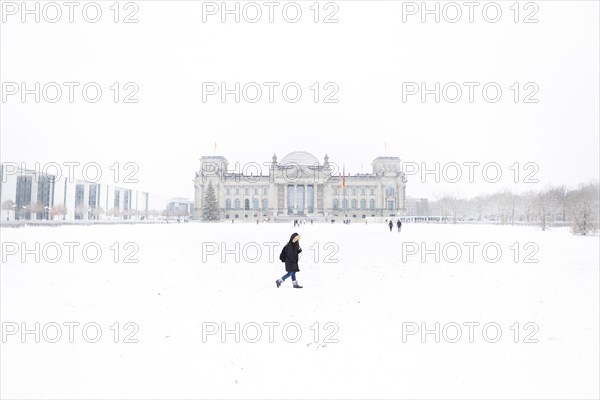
[193, 151, 407, 221]
[166, 197, 195, 216]
[0, 164, 165, 221]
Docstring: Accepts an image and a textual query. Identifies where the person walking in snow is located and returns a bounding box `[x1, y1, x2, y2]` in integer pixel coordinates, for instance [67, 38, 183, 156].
[397, 219, 402, 232]
[388, 220, 393, 232]
[276, 233, 303, 289]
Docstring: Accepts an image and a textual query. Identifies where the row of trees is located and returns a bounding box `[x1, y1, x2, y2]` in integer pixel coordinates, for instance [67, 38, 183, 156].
[2, 200, 68, 220]
[430, 183, 599, 235]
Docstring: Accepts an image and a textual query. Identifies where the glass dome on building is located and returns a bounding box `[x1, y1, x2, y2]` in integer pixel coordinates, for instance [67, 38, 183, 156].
[279, 151, 320, 166]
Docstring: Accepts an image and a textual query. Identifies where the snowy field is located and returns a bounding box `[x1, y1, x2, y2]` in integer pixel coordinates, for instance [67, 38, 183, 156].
[1, 222, 598, 399]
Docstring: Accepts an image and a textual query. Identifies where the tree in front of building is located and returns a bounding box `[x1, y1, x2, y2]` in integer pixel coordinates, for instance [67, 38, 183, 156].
[51, 204, 67, 220]
[107, 208, 121, 219]
[201, 181, 220, 222]
[92, 207, 105, 220]
[29, 202, 45, 220]
[2, 200, 15, 221]
[74, 204, 88, 220]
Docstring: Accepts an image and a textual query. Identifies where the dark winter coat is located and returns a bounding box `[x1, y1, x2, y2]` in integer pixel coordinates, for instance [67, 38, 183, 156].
[284, 233, 302, 272]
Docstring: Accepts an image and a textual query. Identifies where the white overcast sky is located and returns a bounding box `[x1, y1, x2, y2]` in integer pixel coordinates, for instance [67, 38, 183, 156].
[1, 0, 598, 200]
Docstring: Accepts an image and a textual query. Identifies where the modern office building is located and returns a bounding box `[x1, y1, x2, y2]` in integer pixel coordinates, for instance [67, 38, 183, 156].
[0, 163, 164, 221]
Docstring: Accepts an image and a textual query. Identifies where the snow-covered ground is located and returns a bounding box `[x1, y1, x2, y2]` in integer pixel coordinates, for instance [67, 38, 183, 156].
[1, 222, 598, 399]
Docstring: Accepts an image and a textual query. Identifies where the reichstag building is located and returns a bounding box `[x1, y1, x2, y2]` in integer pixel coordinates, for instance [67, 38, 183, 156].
[193, 151, 406, 221]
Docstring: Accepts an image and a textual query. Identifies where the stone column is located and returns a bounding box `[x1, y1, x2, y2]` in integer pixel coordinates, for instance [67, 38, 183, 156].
[304, 184, 307, 213]
[317, 184, 321, 212]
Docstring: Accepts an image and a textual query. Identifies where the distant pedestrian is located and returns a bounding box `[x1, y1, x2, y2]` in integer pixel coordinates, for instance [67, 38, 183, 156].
[388, 220, 393, 231]
[397, 219, 402, 232]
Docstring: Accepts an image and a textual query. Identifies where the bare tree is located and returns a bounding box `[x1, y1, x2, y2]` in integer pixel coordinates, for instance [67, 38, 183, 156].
[107, 208, 122, 218]
[435, 194, 465, 223]
[549, 185, 568, 222]
[51, 204, 67, 220]
[472, 195, 486, 221]
[74, 204, 88, 220]
[568, 183, 599, 235]
[29, 202, 45, 220]
[92, 206, 105, 220]
[2, 199, 15, 221]
[505, 190, 519, 226]
[521, 191, 537, 224]
[534, 188, 552, 231]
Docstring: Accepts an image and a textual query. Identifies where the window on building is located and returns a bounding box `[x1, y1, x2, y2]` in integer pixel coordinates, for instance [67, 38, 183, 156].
[75, 184, 86, 220]
[124, 190, 131, 211]
[307, 185, 314, 213]
[234, 198, 240, 210]
[263, 188, 268, 195]
[352, 188, 356, 195]
[226, 188, 231, 195]
[253, 198, 259, 210]
[16, 175, 32, 220]
[333, 189, 338, 195]
[360, 199, 366, 210]
[370, 188, 375, 195]
[370, 199, 375, 210]
[361, 188, 365, 196]
[76, 184, 85, 208]
[333, 199, 339, 210]
[235, 188, 240, 195]
[254, 188, 258, 195]
[244, 199, 250, 210]
[88, 184, 98, 209]
[113, 190, 120, 210]
[262, 199, 268, 211]
[287, 185, 294, 214]
[245, 188, 249, 195]
[122, 190, 132, 220]
[37, 176, 54, 220]
[387, 200, 394, 210]
[226, 199, 231, 210]
[342, 199, 347, 210]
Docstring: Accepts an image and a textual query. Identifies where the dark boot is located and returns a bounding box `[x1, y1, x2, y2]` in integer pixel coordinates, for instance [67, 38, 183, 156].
[276, 279, 283, 288]
[293, 280, 303, 289]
